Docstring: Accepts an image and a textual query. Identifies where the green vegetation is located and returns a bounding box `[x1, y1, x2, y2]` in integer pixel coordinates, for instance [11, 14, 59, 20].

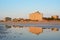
[43, 17, 60, 20]
[5, 17, 12, 21]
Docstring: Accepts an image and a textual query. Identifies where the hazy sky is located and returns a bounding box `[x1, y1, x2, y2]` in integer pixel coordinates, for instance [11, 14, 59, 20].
[0, 0, 60, 19]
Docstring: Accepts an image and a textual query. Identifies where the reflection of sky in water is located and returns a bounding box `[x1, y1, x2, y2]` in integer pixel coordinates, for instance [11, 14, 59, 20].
[0, 25, 60, 40]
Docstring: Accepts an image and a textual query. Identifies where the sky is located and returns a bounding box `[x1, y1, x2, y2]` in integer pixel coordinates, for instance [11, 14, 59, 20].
[0, 0, 60, 19]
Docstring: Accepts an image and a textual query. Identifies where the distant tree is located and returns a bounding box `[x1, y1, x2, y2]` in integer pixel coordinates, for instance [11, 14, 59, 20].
[25, 19, 31, 21]
[5, 17, 12, 21]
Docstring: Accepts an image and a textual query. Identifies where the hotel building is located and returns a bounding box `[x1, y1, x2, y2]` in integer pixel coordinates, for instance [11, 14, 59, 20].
[29, 11, 43, 21]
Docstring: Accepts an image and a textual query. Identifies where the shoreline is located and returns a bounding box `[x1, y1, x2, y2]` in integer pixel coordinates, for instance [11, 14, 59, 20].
[0, 21, 60, 28]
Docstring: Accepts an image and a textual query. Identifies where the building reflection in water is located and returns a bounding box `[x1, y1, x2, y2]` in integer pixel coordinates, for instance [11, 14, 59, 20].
[51, 28, 59, 32]
[28, 26, 59, 35]
[28, 27, 43, 35]
[5, 25, 11, 28]
[13, 25, 23, 28]
[5, 25, 23, 28]
[4, 25, 59, 34]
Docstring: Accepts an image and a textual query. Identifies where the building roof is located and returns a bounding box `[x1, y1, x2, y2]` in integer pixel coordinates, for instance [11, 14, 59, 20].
[30, 11, 42, 15]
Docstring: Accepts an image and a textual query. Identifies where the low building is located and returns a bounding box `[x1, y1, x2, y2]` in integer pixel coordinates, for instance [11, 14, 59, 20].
[13, 18, 18, 22]
[51, 15, 59, 19]
[51, 28, 59, 32]
[29, 11, 43, 21]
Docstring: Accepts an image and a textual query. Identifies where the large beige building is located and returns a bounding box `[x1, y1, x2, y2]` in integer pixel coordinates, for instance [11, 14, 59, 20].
[29, 11, 43, 21]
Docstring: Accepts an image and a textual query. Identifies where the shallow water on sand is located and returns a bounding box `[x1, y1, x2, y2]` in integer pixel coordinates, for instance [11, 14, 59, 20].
[0, 24, 60, 40]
